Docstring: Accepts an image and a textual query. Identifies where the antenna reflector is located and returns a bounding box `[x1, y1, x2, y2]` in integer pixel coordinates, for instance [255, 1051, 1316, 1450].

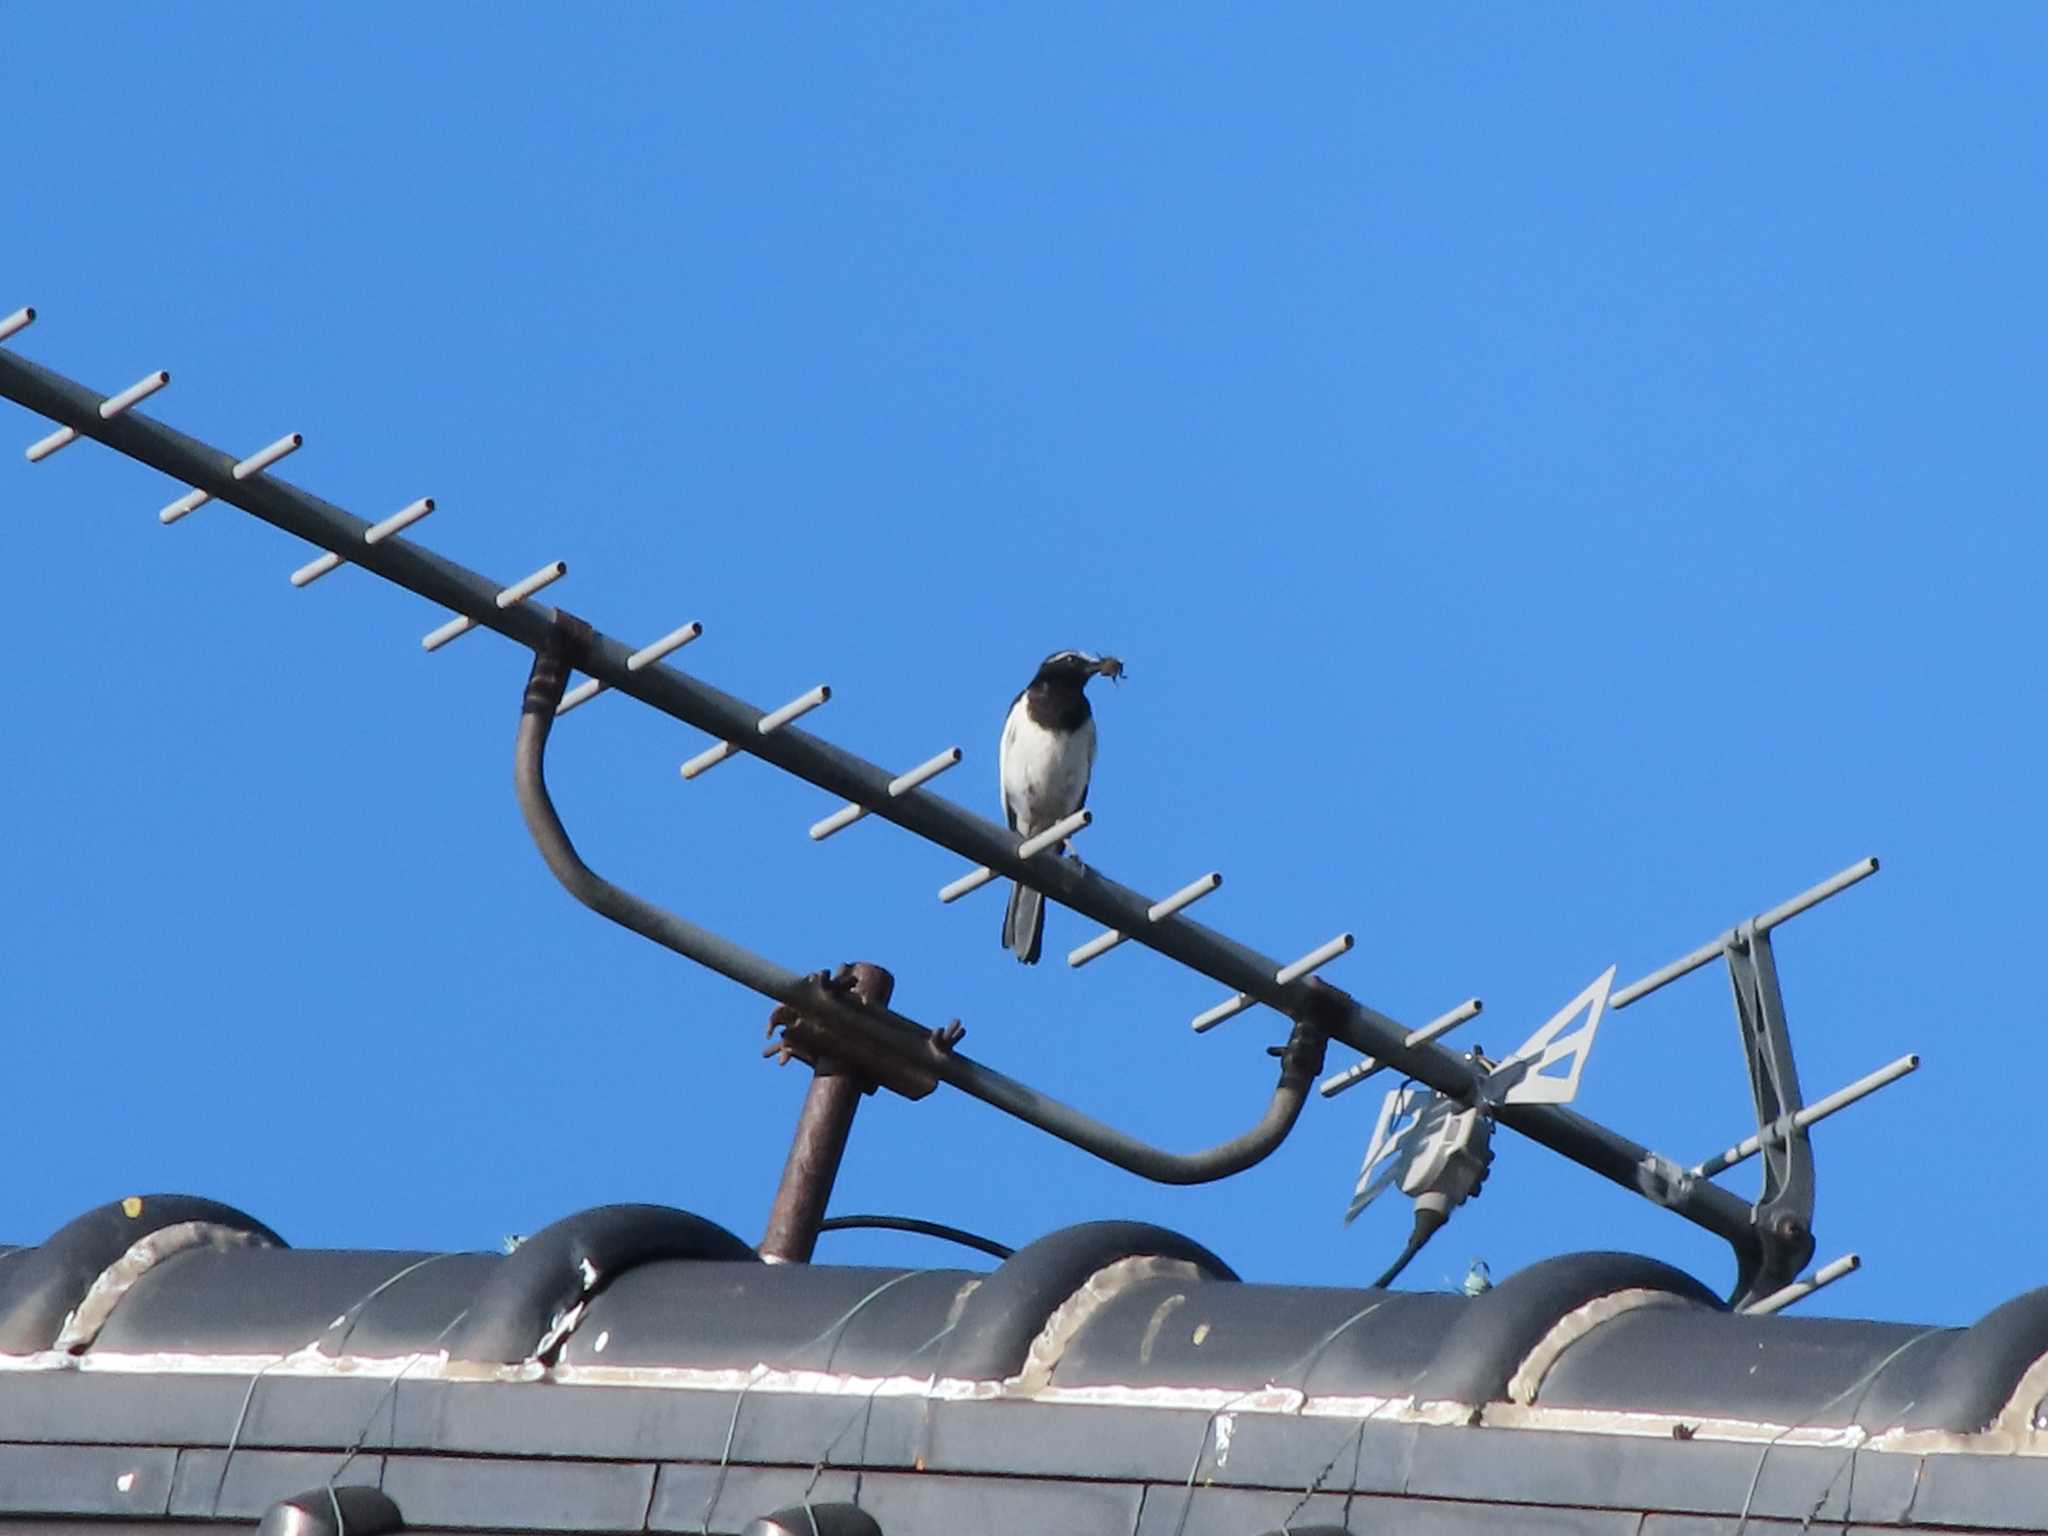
[0, 306, 33, 343]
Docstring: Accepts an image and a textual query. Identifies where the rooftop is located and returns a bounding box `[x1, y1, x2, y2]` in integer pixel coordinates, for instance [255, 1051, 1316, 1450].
[4, 1194, 2046, 1536]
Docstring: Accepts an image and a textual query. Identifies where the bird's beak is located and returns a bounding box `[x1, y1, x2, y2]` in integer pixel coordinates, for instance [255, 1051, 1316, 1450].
[1096, 656, 1126, 684]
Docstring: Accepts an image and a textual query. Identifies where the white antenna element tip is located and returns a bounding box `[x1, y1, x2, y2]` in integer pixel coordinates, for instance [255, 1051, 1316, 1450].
[627, 621, 703, 670]
[364, 498, 435, 544]
[25, 425, 77, 462]
[159, 487, 211, 524]
[756, 685, 830, 735]
[887, 746, 964, 796]
[421, 615, 475, 651]
[1744, 1252, 1861, 1316]
[99, 370, 171, 419]
[1275, 932, 1354, 986]
[494, 561, 568, 608]
[1017, 809, 1089, 860]
[0, 307, 33, 342]
[1191, 992, 1253, 1033]
[291, 551, 344, 587]
[680, 741, 736, 779]
[554, 677, 605, 716]
[809, 803, 867, 841]
[231, 433, 303, 480]
[938, 865, 998, 904]
[1067, 929, 1124, 967]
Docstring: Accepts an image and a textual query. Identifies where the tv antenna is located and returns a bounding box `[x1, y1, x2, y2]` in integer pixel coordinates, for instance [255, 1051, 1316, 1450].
[0, 305, 1916, 1306]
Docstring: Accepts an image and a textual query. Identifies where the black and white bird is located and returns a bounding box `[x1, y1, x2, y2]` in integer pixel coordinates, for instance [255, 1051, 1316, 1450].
[999, 649, 1125, 964]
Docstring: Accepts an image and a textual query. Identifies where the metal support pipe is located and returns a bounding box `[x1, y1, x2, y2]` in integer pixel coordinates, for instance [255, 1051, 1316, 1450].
[514, 622, 1328, 1186]
[760, 962, 893, 1263]
[0, 344, 1759, 1252]
[760, 1070, 864, 1263]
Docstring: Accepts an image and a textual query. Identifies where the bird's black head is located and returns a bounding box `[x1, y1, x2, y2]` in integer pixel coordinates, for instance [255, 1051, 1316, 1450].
[1031, 649, 1125, 690]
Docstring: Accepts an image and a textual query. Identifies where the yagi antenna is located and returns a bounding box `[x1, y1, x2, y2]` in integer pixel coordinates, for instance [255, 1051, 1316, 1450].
[2, 308, 1915, 1300]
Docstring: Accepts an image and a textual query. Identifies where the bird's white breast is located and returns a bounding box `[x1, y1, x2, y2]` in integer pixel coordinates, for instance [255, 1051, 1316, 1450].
[1000, 701, 1096, 835]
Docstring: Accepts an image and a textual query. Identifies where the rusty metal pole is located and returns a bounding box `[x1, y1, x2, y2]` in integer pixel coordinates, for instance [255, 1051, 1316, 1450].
[759, 1067, 865, 1264]
[759, 963, 893, 1263]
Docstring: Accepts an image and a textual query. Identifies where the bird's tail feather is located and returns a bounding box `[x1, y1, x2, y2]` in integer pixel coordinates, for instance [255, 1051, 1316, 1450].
[1004, 882, 1044, 964]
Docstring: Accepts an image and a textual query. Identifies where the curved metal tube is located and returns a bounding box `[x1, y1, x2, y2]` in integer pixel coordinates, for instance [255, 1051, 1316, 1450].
[931, 1026, 1319, 1185]
[516, 635, 811, 1007]
[515, 629, 1318, 1186]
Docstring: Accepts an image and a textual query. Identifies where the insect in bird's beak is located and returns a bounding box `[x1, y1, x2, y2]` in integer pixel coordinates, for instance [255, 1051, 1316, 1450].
[1097, 656, 1126, 685]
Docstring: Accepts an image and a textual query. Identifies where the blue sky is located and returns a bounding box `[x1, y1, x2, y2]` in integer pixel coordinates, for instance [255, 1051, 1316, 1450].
[4, 7, 2042, 1326]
